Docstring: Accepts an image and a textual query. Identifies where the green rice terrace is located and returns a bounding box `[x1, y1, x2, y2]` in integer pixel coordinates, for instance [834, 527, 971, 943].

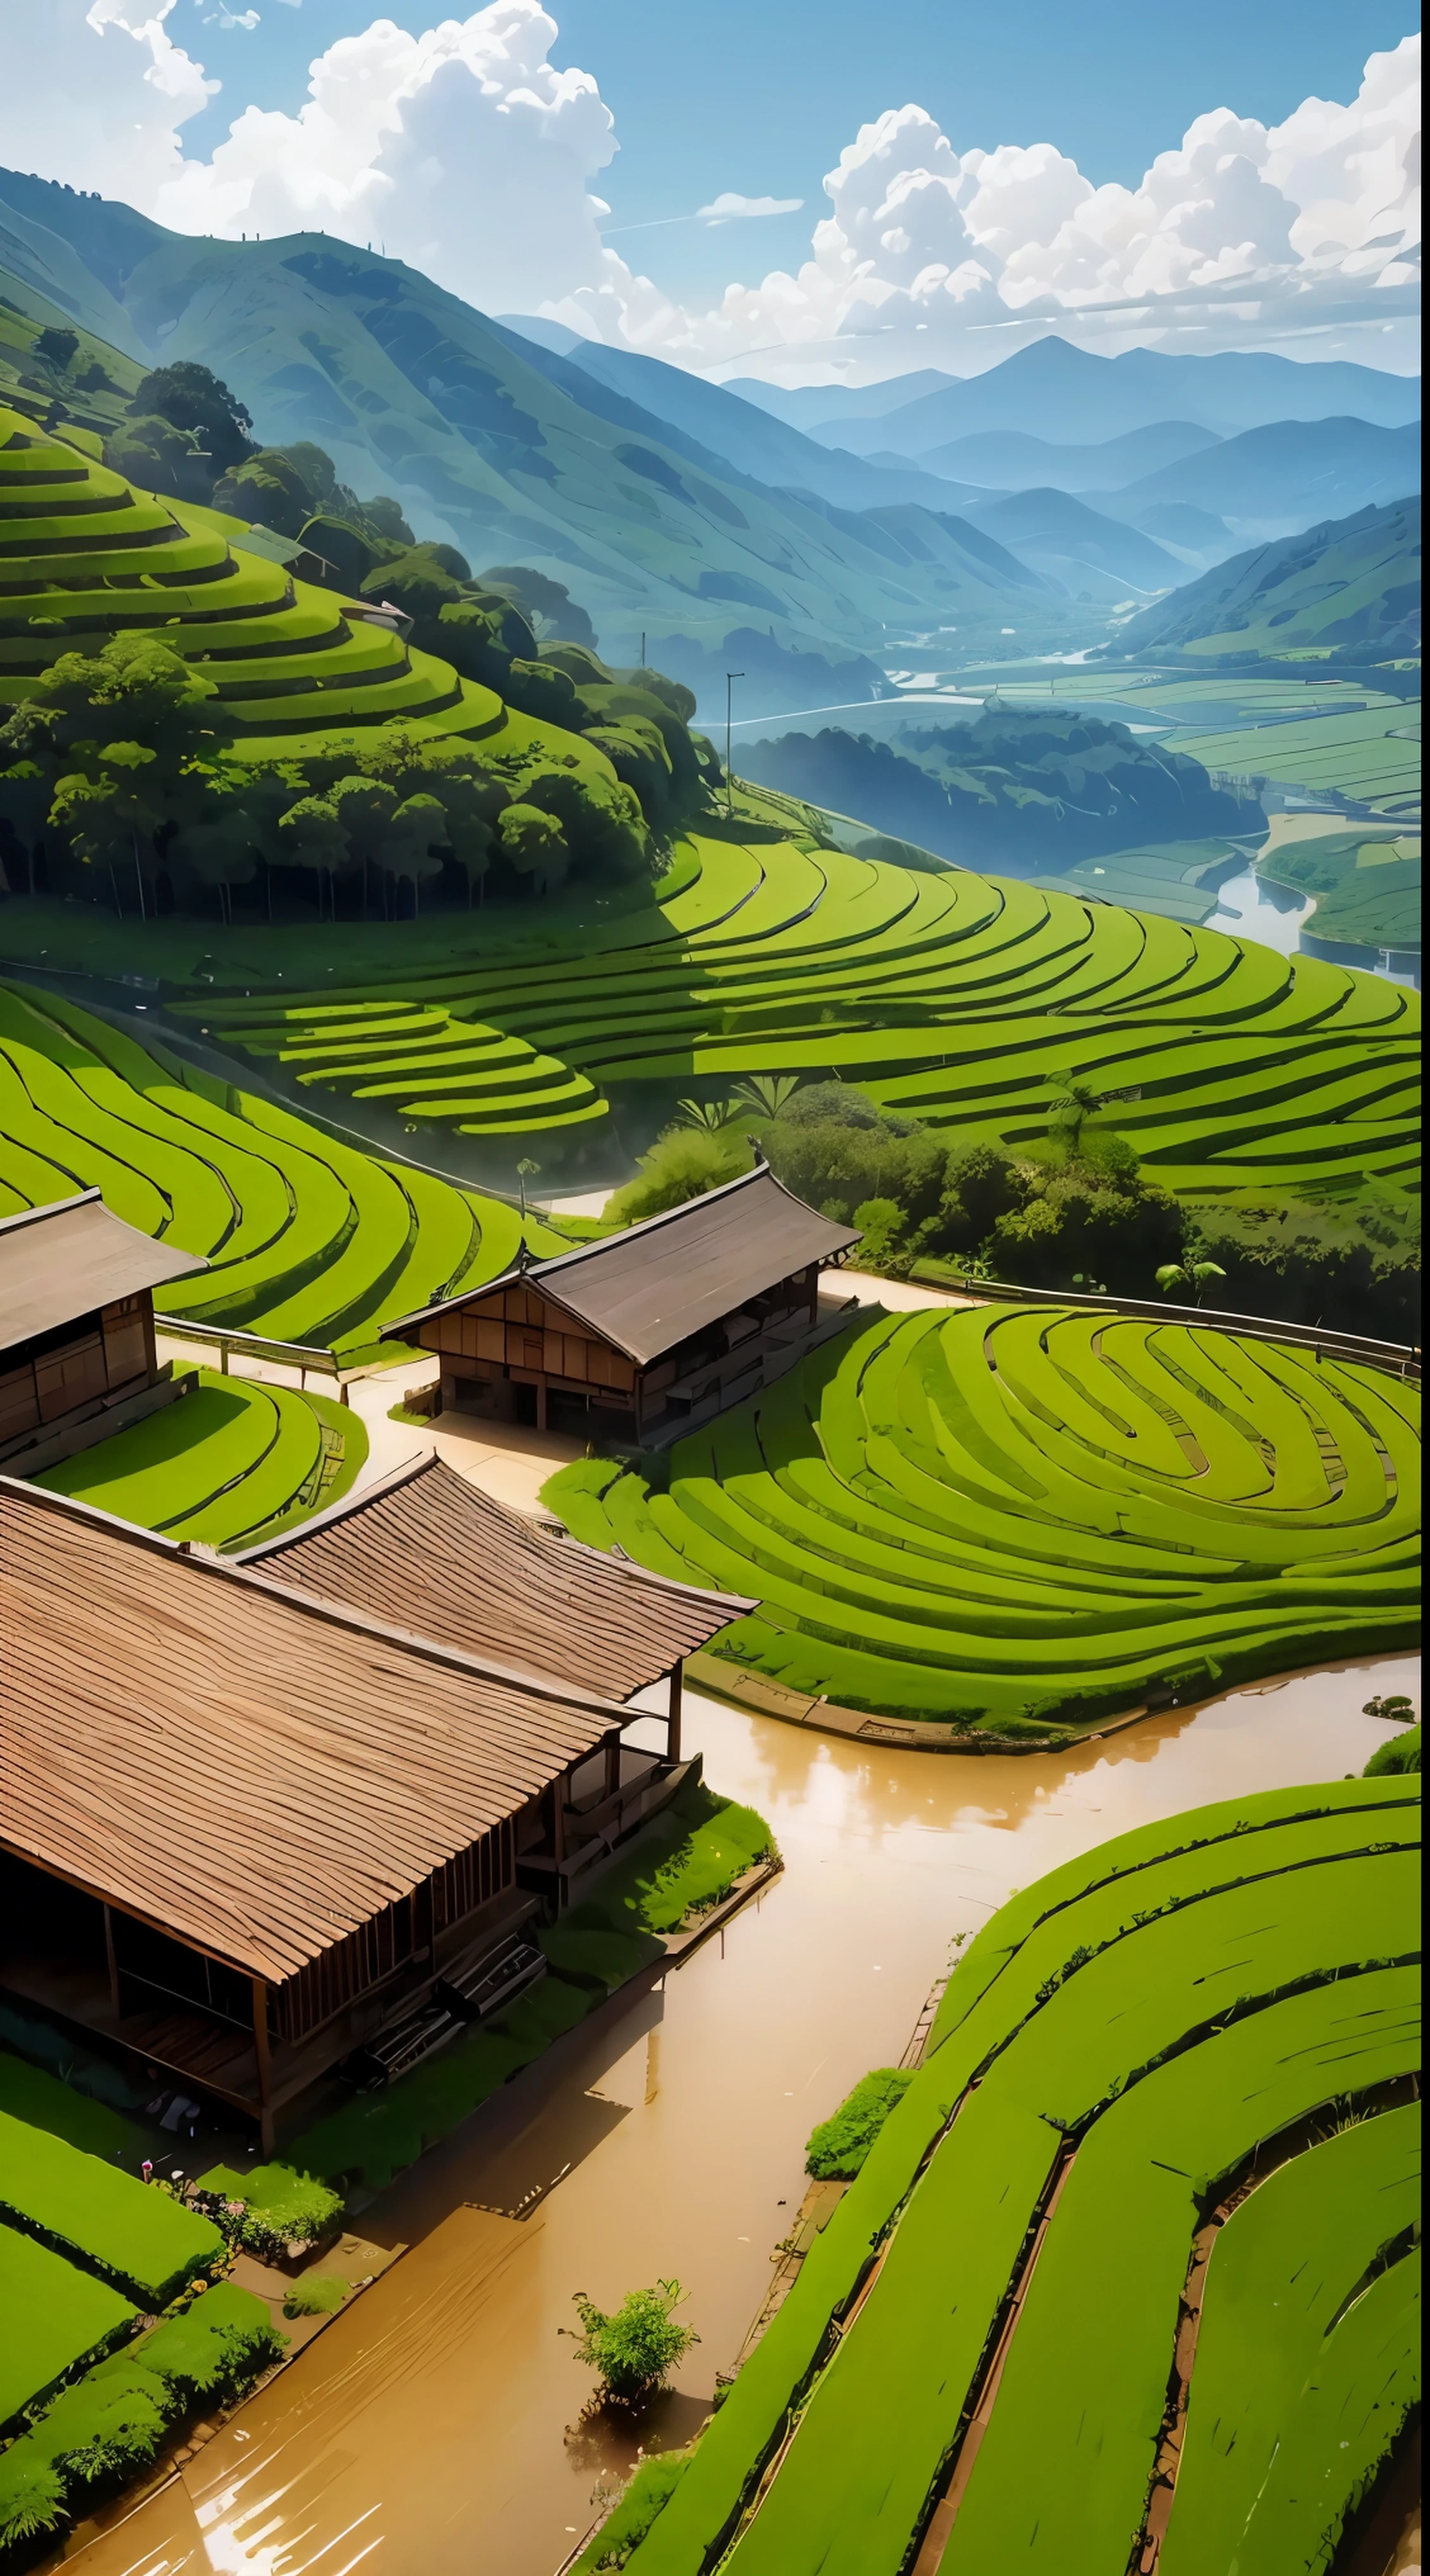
[544, 1302, 1422, 1740]
[0, 402, 611, 775]
[177, 815, 1420, 1198]
[35, 1367, 366, 1548]
[595, 1775, 1420, 2576]
[0, 981, 576, 1360]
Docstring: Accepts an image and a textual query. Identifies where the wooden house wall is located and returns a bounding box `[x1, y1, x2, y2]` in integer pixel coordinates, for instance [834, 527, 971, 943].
[271, 1815, 518, 2044]
[416, 1284, 636, 1394]
[0, 1293, 156, 1450]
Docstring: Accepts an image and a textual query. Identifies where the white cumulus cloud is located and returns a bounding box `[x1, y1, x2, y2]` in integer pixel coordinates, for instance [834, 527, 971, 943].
[0, 8, 1418, 383]
[697, 192, 804, 224]
[559, 35, 1421, 378]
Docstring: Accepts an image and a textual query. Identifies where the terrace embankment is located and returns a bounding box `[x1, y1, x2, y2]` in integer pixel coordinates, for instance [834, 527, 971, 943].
[52, 1652, 1417, 2576]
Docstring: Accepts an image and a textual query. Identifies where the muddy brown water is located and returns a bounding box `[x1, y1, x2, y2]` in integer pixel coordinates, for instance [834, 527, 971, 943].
[61, 1658, 1419, 2576]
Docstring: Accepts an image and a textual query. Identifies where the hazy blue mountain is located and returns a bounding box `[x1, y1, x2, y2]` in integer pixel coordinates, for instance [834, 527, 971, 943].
[1101, 416, 1422, 536]
[776, 337, 1422, 457]
[957, 487, 1189, 598]
[1112, 497, 1420, 659]
[1126, 501, 1239, 569]
[726, 369, 958, 425]
[917, 420, 1222, 491]
[0, 167, 1062, 682]
[497, 316, 988, 513]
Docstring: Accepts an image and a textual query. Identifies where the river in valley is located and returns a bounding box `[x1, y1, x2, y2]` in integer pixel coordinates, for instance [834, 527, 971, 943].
[61, 1657, 1419, 2576]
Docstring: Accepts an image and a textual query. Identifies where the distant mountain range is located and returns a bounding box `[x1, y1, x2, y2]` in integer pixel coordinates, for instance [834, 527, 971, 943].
[955, 489, 1188, 601]
[1113, 498, 1420, 660]
[0, 168, 1058, 687]
[0, 165, 1419, 702]
[736, 337, 1421, 450]
[1102, 418, 1422, 538]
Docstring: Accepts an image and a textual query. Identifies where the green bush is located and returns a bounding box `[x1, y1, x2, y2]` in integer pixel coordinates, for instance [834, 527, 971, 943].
[607, 1128, 751, 1225]
[640, 1803, 776, 1933]
[562, 2279, 700, 2406]
[0, 2283, 283, 2554]
[1364, 1725, 1422, 1777]
[0, 2455, 67, 2549]
[195, 2161, 342, 2261]
[806, 2070, 914, 2179]
[281, 2274, 348, 2319]
[572, 2449, 693, 2571]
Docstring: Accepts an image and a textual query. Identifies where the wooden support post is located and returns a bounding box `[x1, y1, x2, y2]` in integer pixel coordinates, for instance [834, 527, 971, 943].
[551, 1773, 567, 1867]
[604, 1732, 621, 1798]
[536, 1378, 548, 1433]
[252, 1978, 275, 2156]
[667, 1662, 683, 1766]
[103, 1905, 121, 2016]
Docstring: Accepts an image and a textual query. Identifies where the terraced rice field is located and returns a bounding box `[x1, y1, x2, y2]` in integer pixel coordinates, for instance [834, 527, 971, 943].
[1175, 702, 1422, 823]
[0, 982, 573, 1357]
[614, 1777, 1421, 2576]
[0, 406, 614, 788]
[184, 821, 1421, 1196]
[544, 1303, 1421, 1737]
[35, 1369, 366, 1549]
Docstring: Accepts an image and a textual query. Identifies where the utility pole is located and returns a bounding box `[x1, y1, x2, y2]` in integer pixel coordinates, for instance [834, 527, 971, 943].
[726, 670, 744, 819]
[640, 631, 646, 669]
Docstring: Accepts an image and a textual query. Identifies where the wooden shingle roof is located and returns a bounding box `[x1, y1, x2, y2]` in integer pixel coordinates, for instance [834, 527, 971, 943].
[0, 1479, 633, 1985]
[237, 1453, 744, 1698]
[383, 1162, 860, 1365]
[0, 1190, 206, 1352]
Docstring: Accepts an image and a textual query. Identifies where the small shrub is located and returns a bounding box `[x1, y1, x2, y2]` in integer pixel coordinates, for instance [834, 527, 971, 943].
[561, 2279, 700, 2406]
[0, 2455, 66, 2546]
[572, 2449, 693, 2571]
[1364, 1725, 1421, 1777]
[806, 2069, 913, 2179]
[281, 2274, 348, 2320]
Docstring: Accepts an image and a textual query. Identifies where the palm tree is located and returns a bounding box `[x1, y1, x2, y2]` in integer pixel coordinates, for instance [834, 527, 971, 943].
[1155, 1259, 1227, 1306]
[731, 1074, 803, 1120]
[674, 1097, 737, 1132]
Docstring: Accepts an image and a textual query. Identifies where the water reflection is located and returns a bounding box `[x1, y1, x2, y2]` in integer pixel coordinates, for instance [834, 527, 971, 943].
[64, 1656, 1417, 2576]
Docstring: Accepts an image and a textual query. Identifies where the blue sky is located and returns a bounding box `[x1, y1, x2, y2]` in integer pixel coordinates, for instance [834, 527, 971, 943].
[4, 3, 1420, 380]
[177, 0, 1416, 302]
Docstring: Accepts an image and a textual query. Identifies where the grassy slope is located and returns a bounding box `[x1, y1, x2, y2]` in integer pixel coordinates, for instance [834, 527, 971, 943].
[1114, 496, 1420, 659]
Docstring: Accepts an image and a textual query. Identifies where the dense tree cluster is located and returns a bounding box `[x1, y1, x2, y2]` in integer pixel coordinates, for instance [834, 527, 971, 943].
[605, 1079, 1417, 1338]
[0, 628, 693, 921]
[742, 705, 1253, 867]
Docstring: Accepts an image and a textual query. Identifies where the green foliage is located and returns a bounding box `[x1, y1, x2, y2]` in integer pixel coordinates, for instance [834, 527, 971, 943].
[742, 706, 1249, 868]
[563, 2280, 700, 2406]
[541, 1303, 1420, 1734]
[0, 2456, 67, 2547]
[196, 2161, 343, 2259]
[129, 359, 254, 475]
[0, 2281, 284, 2552]
[1365, 1725, 1421, 1776]
[806, 2070, 913, 2179]
[281, 2274, 348, 2319]
[607, 1127, 752, 1225]
[571, 2450, 693, 2573]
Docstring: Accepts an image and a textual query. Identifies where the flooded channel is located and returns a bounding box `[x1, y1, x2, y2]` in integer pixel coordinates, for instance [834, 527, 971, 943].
[66, 1656, 1418, 2576]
